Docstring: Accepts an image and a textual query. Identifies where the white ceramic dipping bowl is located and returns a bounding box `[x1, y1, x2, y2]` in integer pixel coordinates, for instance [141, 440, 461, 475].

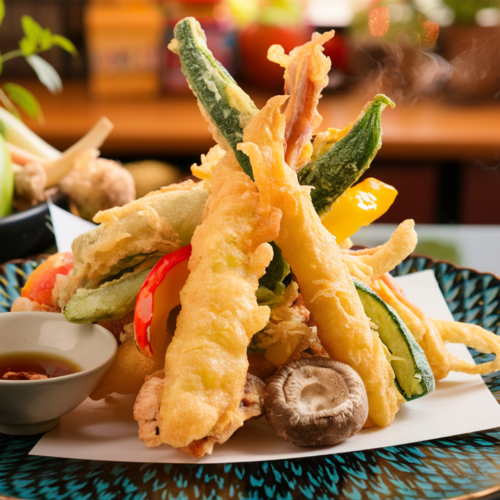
[0, 312, 117, 435]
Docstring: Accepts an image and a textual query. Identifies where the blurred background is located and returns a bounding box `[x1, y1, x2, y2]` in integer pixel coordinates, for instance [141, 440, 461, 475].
[1, 0, 500, 271]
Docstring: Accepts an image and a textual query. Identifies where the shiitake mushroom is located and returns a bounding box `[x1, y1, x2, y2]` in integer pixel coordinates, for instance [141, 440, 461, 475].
[264, 357, 368, 447]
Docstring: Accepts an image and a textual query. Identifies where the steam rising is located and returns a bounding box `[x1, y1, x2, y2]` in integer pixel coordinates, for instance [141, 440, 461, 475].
[356, 41, 453, 103]
[355, 3, 500, 103]
[355, 28, 500, 103]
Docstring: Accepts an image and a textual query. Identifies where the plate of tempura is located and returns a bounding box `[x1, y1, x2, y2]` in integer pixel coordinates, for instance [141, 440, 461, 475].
[11, 17, 500, 462]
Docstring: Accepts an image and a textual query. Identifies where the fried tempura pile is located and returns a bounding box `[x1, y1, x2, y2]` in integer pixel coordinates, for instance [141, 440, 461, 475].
[240, 97, 404, 427]
[11, 14, 500, 463]
[63, 24, 500, 457]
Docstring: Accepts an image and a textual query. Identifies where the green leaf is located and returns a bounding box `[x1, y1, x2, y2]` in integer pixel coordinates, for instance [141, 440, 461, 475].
[26, 54, 62, 94]
[39, 28, 53, 51]
[19, 36, 37, 56]
[0, 1, 5, 27]
[51, 34, 78, 56]
[21, 15, 43, 44]
[3, 83, 42, 120]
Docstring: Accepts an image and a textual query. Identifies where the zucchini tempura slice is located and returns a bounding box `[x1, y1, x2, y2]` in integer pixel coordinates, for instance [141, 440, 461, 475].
[378, 273, 451, 381]
[239, 96, 403, 428]
[158, 152, 281, 452]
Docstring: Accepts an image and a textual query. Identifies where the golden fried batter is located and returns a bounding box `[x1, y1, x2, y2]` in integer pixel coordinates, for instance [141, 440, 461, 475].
[268, 30, 334, 170]
[59, 149, 136, 221]
[251, 293, 319, 368]
[432, 319, 500, 375]
[72, 181, 208, 282]
[349, 220, 418, 280]
[11, 297, 59, 313]
[180, 373, 266, 458]
[239, 96, 403, 427]
[136, 371, 265, 456]
[158, 152, 281, 452]
[90, 339, 163, 401]
[371, 278, 426, 342]
[133, 369, 165, 447]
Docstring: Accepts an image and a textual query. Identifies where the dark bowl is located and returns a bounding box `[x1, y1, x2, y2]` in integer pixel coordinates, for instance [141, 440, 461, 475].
[0, 191, 69, 264]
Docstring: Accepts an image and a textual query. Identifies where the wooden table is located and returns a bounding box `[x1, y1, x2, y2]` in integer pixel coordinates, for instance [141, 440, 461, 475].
[19, 80, 500, 161]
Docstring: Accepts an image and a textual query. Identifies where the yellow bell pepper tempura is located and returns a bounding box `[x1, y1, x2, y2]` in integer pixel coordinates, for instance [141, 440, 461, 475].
[322, 177, 398, 244]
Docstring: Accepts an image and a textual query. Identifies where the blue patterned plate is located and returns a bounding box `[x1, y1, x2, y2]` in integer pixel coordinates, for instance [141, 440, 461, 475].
[0, 256, 50, 313]
[1, 255, 500, 500]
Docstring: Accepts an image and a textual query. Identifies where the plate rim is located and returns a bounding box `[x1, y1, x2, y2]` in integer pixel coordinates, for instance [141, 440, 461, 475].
[408, 252, 500, 282]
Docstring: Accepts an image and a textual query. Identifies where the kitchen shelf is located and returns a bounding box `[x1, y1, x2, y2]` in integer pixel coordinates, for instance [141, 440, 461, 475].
[18, 80, 500, 161]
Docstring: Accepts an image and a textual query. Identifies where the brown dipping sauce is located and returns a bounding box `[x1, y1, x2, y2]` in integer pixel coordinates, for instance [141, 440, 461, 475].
[0, 352, 82, 380]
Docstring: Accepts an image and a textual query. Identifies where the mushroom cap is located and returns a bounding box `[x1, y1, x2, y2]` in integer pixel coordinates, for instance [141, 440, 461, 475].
[264, 356, 368, 447]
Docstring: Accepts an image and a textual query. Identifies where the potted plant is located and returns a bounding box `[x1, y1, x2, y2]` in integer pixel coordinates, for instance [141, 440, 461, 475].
[0, 0, 76, 218]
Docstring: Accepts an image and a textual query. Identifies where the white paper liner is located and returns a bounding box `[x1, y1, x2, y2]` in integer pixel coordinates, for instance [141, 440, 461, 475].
[30, 270, 500, 464]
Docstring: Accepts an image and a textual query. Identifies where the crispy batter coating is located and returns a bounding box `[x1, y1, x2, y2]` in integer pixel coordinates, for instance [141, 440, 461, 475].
[11, 297, 59, 313]
[90, 339, 163, 401]
[52, 273, 78, 310]
[181, 373, 266, 457]
[372, 278, 426, 342]
[239, 96, 403, 428]
[90, 306, 172, 403]
[71, 181, 208, 282]
[13, 162, 46, 202]
[98, 308, 177, 404]
[134, 369, 165, 447]
[191, 145, 226, 180]
[268, 31, 334, 170]
[97, 311, 135, 342]
[432, 319, 500, 375]
[3, 371, 48, 380]
[340, 253, 373, 284]
[59, 149, 136, 221]
[311, 124, 352, 161]
[251, 296, 319, 368]
[136, 371, 265, 456]
[158, 152, 281, 451]
[348, 220, 418, 279]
